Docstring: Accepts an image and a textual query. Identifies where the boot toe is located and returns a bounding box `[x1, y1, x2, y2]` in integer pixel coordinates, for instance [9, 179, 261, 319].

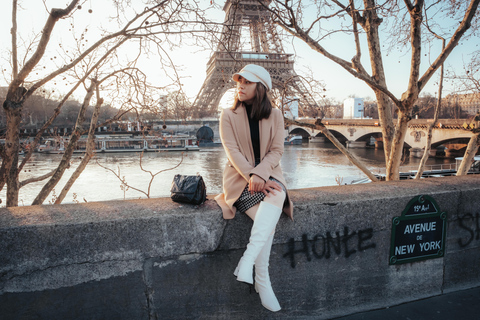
[255, 283, 281, 312]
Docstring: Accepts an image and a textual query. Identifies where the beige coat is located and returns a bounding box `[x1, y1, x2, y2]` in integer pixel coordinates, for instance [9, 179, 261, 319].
[214, 104, 294, 220]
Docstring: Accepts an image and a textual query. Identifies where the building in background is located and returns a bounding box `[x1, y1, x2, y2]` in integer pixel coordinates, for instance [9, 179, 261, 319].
[443, 93, 480, 116]
[343, 98, 364, 119]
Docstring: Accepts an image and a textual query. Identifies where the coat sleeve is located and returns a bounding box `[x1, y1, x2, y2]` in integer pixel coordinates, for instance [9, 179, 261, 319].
[250, 109, 284, 182]
[219, 109, 254, 182]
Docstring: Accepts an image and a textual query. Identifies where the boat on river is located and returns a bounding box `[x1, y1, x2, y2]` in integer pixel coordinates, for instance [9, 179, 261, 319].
[37, 134, 199, 154]
[285, 135, 303, 145]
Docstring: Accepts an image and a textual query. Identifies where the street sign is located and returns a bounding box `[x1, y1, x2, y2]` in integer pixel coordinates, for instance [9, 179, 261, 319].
[389, 195, 447, 265]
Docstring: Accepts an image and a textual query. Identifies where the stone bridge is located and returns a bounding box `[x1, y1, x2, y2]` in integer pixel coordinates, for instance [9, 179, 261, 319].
[288, 119, 477, 157]
[152, 118, 476, 157]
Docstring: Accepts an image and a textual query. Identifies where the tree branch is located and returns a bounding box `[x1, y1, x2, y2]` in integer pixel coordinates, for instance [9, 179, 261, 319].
[18, 37, 130, 173]
[8, 0, 80, 99]
[401, 0, 424, 109]
[418, 0, 480, 91]
[11, 0, 18, 78]
[19, 169, 56, 188]
[278, 23, 400, 106]
[55, 79, 104, 204]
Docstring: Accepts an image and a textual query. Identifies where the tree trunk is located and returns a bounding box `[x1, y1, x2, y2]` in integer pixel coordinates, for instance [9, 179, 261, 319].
[414, 123, 434, 180]
[386, 1, 423, 181]
[4, 106, 22, 206]
[361, 0, 395, 164]
[386, 111, 411, 180]
[457, 132, 480, 176]
[0, 145, 7, 192]
[1, 0, 80, 206]
[32, 81, 96, 205]
[375, 92, 394, 162]
[321, 126, 379, 182]
[55, 88, 103, 204]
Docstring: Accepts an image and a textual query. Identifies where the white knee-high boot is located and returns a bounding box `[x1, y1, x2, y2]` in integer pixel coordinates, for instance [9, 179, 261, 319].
[234, 201, 282, 284]
[254, 233, 281, 312]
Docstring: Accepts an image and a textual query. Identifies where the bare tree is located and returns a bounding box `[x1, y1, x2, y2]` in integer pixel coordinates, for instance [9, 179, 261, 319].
[319, 98, 343, 119]
[1, 0, 217, 206]
[96, 152, 185, 199]
[443, 35, 480, 173]
[414, 12, 447, 179]
[32, 78, 98, 205]
[263, 0, 479, 180]
[447, 50, 480, 93]
[363, 99, 378, 119]
[449, 50, 480, 174]
[168, 90, 193, 122]
[413, 93, 437, 119]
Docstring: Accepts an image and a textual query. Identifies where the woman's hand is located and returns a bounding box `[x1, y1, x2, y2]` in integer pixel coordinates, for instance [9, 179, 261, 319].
[248, 174, 265, 194]
[249, 175, 282, 197]
[262, 179, 282, 197]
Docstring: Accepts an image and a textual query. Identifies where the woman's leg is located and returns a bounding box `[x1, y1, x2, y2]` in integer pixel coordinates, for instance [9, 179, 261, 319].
[236, 191, 286, 312]
[245, 190, 286, 221]
[263, 190, 286, 209]
[234, 191, 285, 281]
[245, 203, 260, 221]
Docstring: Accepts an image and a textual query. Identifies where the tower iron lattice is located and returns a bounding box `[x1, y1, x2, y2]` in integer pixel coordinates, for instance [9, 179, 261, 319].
[192, 0, 318, 117]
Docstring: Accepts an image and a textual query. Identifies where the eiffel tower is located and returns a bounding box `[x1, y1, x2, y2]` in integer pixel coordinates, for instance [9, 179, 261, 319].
[192, 0, 318, 117]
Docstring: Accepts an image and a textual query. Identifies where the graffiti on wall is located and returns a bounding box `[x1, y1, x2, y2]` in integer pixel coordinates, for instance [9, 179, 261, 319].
[281, 209, 479, 269]
[283, 227, 376, 268]
[457, 212, 480, 248]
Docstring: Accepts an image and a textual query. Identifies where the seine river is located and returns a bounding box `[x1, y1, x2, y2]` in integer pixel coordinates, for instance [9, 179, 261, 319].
[8, 142, 455, 206]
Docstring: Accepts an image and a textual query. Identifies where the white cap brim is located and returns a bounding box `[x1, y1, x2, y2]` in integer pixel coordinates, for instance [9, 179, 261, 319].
[232, 68, 271, 91]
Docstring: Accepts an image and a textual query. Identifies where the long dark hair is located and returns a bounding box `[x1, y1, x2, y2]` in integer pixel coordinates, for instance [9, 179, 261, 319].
[231, 82, 273, 120]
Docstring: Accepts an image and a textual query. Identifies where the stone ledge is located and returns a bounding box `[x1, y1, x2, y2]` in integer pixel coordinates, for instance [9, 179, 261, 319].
[1, 175, 479, 319]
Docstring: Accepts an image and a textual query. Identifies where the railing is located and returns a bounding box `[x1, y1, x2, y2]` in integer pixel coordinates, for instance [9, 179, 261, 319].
[371, 163, 458, 176]
[401, 163, 457, 172]
[207, 51, 294, 67]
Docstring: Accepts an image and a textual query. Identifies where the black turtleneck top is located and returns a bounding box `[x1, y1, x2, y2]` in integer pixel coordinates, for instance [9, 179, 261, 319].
[245, 104, 261, 165]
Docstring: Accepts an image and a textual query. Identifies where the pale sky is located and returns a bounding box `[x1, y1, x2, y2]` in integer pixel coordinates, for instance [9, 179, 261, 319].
[1, 0, 477, 108]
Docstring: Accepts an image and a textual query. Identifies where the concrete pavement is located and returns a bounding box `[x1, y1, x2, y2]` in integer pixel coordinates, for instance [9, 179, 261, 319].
[335, 286, 480, 320]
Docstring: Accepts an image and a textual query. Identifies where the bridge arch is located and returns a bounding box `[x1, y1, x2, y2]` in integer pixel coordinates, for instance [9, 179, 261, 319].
[429, 137, 471, 158]
[289, 127, 310, 138]
[431, 137, 471, 148]
[286, 119, 478, 158]
[196, 126, 215, 144]
[356, 132, 383, 146]
[323, 129, 348, 143]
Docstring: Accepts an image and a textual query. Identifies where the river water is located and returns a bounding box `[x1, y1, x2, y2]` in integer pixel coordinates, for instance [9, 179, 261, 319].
[9, 142, 455, 206]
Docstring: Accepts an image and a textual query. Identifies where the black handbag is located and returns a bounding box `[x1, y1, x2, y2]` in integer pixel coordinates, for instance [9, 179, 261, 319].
[170, 174, 207, 205]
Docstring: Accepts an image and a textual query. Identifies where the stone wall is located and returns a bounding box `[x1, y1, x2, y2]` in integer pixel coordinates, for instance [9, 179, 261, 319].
[1, 175, 479, 319]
